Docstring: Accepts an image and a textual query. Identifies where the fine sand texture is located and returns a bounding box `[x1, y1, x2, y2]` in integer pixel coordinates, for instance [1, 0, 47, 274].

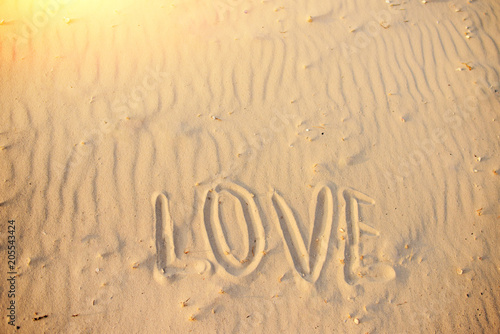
[1, 0, 499, 332]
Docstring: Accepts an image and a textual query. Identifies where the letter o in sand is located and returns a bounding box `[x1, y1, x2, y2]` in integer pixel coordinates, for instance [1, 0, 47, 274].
[202, 182, 265, 277]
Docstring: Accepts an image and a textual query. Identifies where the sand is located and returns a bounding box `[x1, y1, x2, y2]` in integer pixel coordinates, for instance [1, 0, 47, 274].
[1, 0, 499, 332]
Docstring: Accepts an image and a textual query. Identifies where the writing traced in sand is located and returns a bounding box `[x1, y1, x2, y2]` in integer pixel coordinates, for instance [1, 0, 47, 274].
[153, 182, 395, 285]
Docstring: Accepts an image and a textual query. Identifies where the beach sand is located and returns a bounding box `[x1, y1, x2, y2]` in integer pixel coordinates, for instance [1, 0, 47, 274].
[1, 0, 499, 332]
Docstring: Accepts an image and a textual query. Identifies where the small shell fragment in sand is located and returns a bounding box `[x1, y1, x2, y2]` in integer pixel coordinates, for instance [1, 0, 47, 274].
[307, 16, 313, 23]
[132, 262, 139, 269]
[33, 314, 49, 321]
[353, 318, 360, 325]
[188, 315, 196, 321]
[457, 268, 464, 275]
[64, 17, 71, 24]
[462, 63, 473, 71]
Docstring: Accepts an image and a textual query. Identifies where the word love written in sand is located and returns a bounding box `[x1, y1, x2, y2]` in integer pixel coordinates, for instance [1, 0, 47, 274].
[153, 182, 395, 284]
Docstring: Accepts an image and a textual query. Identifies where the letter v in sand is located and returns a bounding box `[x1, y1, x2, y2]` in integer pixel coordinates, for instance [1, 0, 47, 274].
[271, 184, 335, 283]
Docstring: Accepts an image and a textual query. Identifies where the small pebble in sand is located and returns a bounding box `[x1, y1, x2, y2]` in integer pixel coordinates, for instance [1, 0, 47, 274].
[188, 315, 196, 321]
[354, 318, 360, 324]
[307, 16, 313, 23]
[0, 19, 4, 25]
[64, 17, 71, 24]
[457, 268, 464, 275]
